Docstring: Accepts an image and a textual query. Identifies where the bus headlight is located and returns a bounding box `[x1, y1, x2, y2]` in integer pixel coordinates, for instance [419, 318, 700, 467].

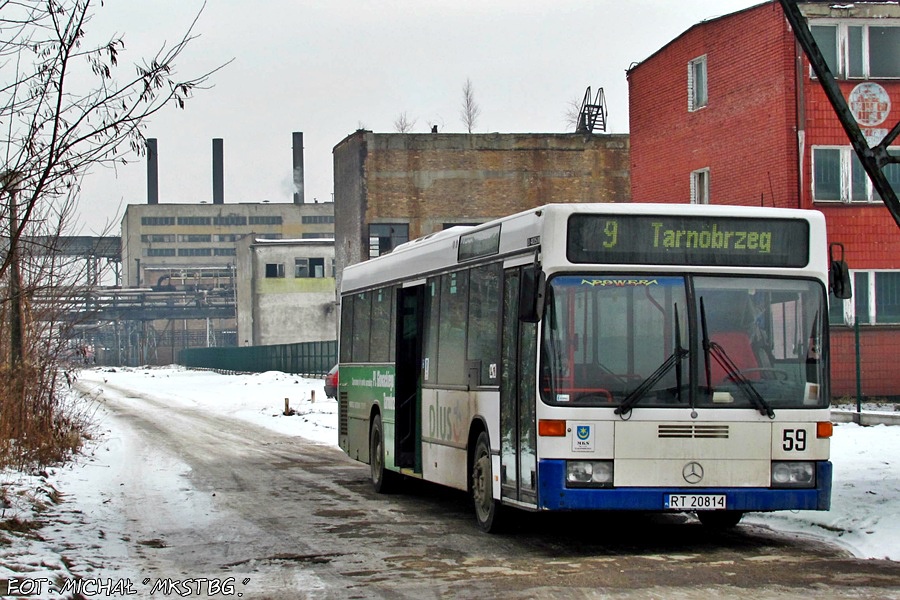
[771, 461, 816, 488]
[566, 460, 613, 488]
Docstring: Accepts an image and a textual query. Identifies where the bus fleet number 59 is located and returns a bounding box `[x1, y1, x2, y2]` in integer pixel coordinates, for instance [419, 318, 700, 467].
[782, 428, 807, 451]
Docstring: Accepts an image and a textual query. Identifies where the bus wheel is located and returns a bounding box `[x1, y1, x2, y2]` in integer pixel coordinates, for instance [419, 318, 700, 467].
[472, 431, 503, 533]
[369, 414, 395, 493]
[697, 510, 743, 530]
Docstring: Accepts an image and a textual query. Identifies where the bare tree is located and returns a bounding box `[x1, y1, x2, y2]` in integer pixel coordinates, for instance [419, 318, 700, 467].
[393, 111, 417, 133]
[0, 0, 218, 467]
[460, 78, 481, 133]
[564, 95, 583, 132]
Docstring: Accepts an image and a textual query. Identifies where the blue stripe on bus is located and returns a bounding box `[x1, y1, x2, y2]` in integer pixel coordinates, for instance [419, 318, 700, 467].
[537, 460, 832, 512]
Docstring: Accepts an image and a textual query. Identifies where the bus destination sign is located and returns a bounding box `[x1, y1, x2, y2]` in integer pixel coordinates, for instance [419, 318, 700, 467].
[567, 214, 810, 268]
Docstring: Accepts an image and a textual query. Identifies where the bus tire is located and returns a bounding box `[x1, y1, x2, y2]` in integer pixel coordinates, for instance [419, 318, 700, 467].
[697, 510, 743, 530]
[369, 413, 395, 493]
[472, 431, 503, 533]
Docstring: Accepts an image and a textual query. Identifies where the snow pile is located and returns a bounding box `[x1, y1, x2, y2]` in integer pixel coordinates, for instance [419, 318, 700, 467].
[0, 472, 75, 597]
[77, 365, 337, 444]
[745, 421, 900, 561]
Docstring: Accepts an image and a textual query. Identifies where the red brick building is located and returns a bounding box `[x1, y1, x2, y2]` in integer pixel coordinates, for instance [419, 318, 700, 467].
[627, 1, 900, 398]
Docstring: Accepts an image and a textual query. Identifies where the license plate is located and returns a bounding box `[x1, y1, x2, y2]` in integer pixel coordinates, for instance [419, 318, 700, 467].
[665, 494, 726, 510]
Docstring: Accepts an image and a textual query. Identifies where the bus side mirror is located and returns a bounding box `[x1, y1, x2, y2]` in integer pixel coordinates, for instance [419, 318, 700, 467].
[829, 243, 852, 300]
[519, 263, 545, 323]
[830, 260, 852, 300]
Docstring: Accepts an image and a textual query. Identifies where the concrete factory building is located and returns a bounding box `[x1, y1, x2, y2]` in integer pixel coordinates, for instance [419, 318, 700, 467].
[120, 201, 334, 290]
[332, 130, 631, 287]
[121, 132, 334, 290]
[235, 237, 336, 347]
[100, 132, 338, 365]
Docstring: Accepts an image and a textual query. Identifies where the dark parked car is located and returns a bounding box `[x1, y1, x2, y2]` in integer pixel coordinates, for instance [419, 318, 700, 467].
[324, 364, 339, 399]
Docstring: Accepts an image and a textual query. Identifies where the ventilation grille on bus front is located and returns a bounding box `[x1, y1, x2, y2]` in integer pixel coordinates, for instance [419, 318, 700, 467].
[338, 392, 348, 436]
[658, 424, 729, 439]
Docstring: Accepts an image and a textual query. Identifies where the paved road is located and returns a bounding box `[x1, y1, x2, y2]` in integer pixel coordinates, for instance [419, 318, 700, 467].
[61, 381, 900, 599]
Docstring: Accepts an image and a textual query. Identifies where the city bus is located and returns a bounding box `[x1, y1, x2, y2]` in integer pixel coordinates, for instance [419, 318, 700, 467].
[337, 203, 850, 532]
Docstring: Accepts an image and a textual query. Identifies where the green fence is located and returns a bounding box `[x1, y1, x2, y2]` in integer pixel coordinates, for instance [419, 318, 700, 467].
[178, 340, 337, 376]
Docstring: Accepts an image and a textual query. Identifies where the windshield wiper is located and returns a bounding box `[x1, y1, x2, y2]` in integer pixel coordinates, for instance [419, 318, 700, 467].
[700, 298, 775, 419]
[616, 304, 687, 416]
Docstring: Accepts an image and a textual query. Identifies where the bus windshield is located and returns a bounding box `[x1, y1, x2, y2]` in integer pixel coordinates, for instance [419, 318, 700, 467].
[540, 275, 827, 410]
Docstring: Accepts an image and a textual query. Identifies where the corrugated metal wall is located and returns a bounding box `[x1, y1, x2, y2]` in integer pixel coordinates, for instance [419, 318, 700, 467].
[178, 340, 336, 376]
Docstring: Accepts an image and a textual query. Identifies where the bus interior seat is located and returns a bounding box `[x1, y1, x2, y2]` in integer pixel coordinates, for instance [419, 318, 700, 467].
[709, 331, 760, 383]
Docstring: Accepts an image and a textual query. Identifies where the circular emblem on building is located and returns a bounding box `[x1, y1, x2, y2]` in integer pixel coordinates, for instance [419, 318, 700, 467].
[682, 461, 704, 485]
[849, 82, 891, 127]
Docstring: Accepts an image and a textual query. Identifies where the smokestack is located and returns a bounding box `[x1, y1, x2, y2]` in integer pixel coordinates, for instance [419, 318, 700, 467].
[292, 132, 305, 204]
[212, 138, 224, 205]
[147, 138, 159, 205]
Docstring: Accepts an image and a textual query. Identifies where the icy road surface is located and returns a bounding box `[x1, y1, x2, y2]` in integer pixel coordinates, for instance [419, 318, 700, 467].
[21, 369, 896, 598]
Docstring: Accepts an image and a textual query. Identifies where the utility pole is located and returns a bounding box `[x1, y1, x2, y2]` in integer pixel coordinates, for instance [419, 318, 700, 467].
[2, 170, 25, 439]
[2, 171, 24, 370]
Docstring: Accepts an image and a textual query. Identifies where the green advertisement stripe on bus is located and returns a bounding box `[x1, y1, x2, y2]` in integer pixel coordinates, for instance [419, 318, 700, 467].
[342, 364, 397, 421]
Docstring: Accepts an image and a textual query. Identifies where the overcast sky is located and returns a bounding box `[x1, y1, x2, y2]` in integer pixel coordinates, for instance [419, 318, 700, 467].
[76, 0, 764, 234]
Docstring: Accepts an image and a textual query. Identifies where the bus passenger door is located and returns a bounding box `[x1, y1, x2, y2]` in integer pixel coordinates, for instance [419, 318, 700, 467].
[395, 284, 424, 472]
[500, 267, 538, 505]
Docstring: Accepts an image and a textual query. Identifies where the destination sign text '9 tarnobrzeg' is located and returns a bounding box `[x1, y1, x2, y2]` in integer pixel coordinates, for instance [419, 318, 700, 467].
[567, 214, 810, 268]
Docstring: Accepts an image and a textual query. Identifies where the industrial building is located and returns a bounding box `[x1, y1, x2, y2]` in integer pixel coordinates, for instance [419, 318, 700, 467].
[120, 201, 334, 290]
[332, 130, 631, 290]
[76, 132, 337, 365]
[235, 237, 336, 347]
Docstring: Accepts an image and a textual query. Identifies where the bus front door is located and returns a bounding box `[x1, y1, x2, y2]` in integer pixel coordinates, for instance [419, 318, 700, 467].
[500, 267, 538, 505]
[395, 284, 424, 472]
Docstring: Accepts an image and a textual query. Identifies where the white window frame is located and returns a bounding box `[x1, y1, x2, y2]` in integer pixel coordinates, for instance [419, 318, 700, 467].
[295, 257, 327, 279]
[811, 145, 893, 204]
[832, 270, 900, 325]
[690, 168, 710, 204]
[809, 21, 900, 80]
[688, 55, 708, 111]
[294, 258, 310, 278]
[265, 263, 285, 279]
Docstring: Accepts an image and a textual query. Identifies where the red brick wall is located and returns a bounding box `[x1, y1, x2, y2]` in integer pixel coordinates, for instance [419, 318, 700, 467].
[831, 327, 900, 398]
[628, 2, 900, 399]
[802, 78, 900, 147]
[817, 207, 900, 269]
[801, 78, 900, 269]
[628, 3, 799, 207]
[798, 29, 900, 399]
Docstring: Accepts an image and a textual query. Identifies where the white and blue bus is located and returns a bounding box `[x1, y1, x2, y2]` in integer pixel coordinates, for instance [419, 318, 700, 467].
[338, 203, 849, 532]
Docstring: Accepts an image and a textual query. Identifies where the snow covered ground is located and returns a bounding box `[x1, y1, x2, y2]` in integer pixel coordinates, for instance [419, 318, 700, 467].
[0, 365, 898, 597]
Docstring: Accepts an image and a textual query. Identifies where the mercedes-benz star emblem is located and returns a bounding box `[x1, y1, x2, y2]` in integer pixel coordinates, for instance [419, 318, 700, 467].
[683, 461, 704, 484]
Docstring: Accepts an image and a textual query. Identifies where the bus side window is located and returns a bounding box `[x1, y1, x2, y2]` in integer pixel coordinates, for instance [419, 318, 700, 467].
[352, 292, 372, 362]
[437, 271, 469, 386]
[467, 263, 502, 384]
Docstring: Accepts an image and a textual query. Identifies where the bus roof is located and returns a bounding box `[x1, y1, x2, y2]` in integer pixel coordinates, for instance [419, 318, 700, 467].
[340, 203, 827, 294]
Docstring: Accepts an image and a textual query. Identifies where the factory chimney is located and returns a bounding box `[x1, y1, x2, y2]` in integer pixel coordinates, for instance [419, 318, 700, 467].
[147, 138, 159, 205]
[212, 138, 224, 204]
[292, 132, 305, 204]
